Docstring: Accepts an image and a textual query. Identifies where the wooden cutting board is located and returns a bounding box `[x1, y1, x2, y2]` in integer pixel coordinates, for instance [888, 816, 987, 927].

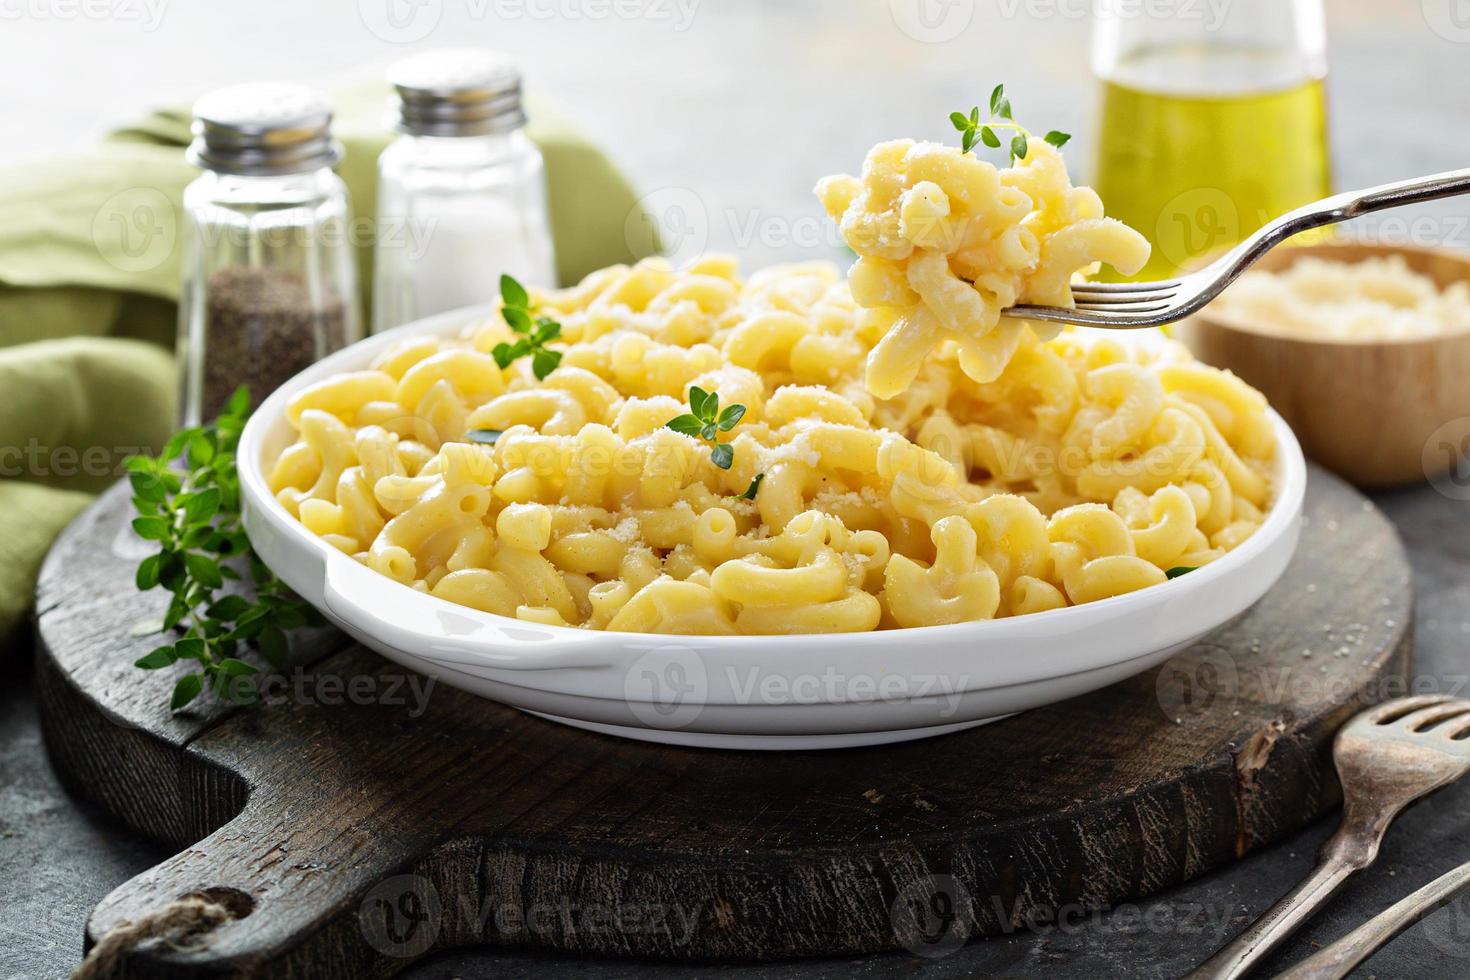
[36, 466, 1411, 977]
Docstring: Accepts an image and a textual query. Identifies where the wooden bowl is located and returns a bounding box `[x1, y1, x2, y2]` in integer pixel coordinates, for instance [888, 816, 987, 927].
[1177, 241, 1470, 488]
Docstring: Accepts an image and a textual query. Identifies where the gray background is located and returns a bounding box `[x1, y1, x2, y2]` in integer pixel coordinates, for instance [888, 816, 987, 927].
[4, 1, 1470, 977]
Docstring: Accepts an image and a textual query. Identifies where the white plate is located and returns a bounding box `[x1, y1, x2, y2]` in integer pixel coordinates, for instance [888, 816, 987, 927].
[239, 307, 1307, 750]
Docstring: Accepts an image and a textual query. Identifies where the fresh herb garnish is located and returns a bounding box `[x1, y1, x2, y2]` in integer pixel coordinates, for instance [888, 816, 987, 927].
[127, 386, 319, 710]
[466, 429, 503, 445]
[1165, 566, 1199, 579]
[493, 274, 563, 380]
[666, 386, 745, 470]
[950, 84, 1071, 165]
[734, 473, 764, 501]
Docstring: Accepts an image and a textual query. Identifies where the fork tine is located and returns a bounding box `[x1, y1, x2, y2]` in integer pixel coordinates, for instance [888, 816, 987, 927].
[1443, 715, 1470, 740]
[1397, 701, 1470, 731]
[1074, 301, 1174, 315]
[1363, 695, 1460, 725]
[1071, 292, 1180, 306]
[1069, 280, 1181, 294]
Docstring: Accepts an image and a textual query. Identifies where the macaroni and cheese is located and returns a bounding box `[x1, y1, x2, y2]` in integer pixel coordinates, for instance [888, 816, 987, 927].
[264, 137, 1276, 635]
[816, 136, 1151, 397]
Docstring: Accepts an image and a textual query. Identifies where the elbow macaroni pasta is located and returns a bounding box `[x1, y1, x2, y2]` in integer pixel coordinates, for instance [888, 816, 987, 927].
[265, 139, 1275, 635]
[816, 137, 1150, 398]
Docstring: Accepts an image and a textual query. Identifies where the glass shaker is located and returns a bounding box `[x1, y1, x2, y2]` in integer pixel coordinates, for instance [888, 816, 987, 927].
[177, 82, 362, 426]
[372, 48, 557, 334]
[1090, 0, 1332, 280]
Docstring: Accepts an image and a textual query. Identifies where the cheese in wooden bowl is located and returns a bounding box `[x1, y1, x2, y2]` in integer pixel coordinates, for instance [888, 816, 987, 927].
[1179, 242, 1470, 487]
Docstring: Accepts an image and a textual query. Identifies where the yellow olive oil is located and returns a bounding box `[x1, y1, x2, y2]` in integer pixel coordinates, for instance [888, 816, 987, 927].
[1092, 48, 1331, 280]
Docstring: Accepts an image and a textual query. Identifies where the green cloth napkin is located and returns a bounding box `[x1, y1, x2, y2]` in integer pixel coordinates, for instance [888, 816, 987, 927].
[0, 84, 657, 652]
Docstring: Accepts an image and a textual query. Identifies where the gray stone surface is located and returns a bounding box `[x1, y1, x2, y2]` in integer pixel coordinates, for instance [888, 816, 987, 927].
[4, 1, 1470, 977]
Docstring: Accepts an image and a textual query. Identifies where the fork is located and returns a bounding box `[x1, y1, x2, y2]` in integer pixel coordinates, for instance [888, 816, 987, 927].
[1185, 695, 1470, 980]
[1270, 857, 1470, 980]
[1004, 168, 1470, 329]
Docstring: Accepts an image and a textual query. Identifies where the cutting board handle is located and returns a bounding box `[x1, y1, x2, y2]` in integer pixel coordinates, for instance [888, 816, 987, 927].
[83, 802, 442, 975]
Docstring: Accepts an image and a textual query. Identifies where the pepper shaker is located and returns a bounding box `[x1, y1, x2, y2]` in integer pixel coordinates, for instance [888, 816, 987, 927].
[372, 49, 557, 334]
[177, 82, 363, 426]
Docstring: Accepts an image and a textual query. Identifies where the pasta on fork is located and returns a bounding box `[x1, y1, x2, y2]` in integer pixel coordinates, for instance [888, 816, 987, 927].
[816, 136, 1150, 397]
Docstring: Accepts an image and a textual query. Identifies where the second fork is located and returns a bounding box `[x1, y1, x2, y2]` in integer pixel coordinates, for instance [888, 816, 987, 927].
[1186, 694, 1470, 980]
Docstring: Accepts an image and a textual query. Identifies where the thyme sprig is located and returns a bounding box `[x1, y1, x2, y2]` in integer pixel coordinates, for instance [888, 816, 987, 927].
[127, 387, 319, 710]
[666, 386, 745, 470]
[950, 84, 1071, 165]
[493, 274, 563, 380]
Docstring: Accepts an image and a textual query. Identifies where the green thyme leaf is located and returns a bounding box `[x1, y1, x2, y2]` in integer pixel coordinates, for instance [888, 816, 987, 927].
[1044, 130, 1071, 148]
[502, 306, 532, 334]
[689, 386, 713, 420]
[258, 626, 289, 669]
[174, 637, 207, 661]
[736, 474, 765, 501]
[531, 347, 562, 381]
[135, 554, 163, 590]
[710, 442, 735, 470]
[134, 645, 178, 670]
[989, 84, 1004, 114]
[170, 673, 203, 710]
[466, 429, 503, 445]
[185, 552, 223, 589]
[130, 470, 166, 503]
[1165, 566, 1200, 579]
[717, 404, 746, 431]
[131, 516, 171, 542]
[183, 487, 221, 524]
[206, 595, 252, 621]
[665, 414, 705, 437]
[216, 658, 258, 677]
[949, 111, 970, 131]
[980, 125, 1001, 148]
[500, 273, 529, 310]
[225, 385, 251, 418]
[1011, 134, 1028, 162]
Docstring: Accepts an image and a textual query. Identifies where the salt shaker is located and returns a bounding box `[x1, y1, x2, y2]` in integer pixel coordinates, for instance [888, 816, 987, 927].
[177, 82, 363, 426]
[372, 49, 557, 334]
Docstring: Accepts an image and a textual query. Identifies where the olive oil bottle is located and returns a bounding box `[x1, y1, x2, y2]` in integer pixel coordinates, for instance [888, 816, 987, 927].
[1090, 4, 1332, 280]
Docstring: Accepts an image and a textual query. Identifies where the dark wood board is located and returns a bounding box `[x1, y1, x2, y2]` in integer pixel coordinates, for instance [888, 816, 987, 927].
[35, 467, 1412, 977]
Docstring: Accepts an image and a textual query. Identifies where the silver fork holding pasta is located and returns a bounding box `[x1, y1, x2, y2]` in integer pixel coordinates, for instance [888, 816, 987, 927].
[1003, 168, 1470, 329]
